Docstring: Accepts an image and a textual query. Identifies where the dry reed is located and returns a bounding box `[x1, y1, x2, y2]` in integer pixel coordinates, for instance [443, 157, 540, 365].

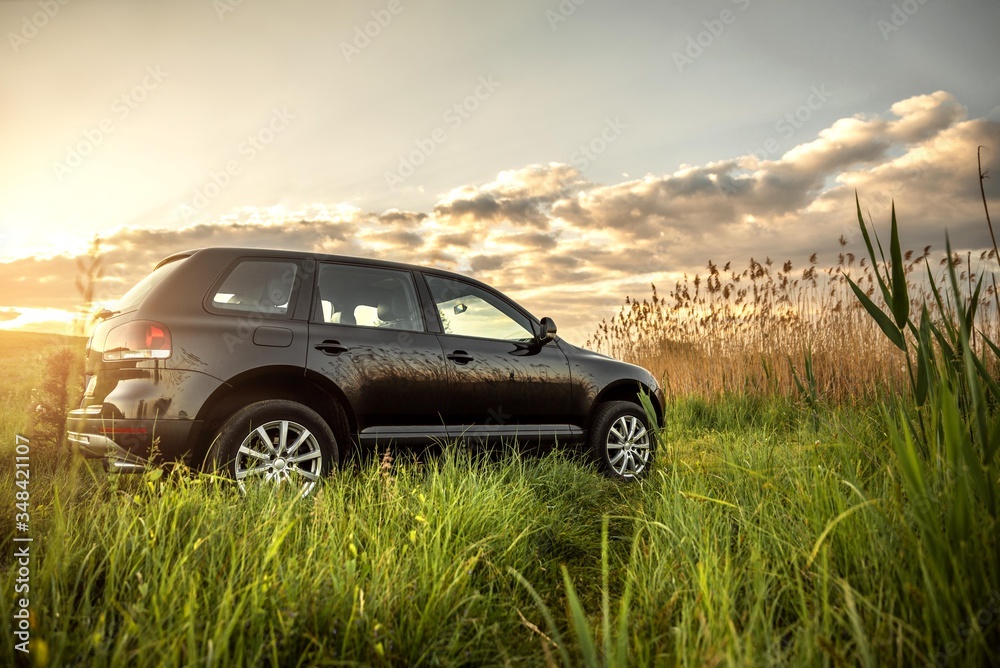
[588, 238, 1000, 403]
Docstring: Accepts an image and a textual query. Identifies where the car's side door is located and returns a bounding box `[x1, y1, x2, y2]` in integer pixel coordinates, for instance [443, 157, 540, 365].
[306, 263, 451, 446]
[421, 273, 575, 443]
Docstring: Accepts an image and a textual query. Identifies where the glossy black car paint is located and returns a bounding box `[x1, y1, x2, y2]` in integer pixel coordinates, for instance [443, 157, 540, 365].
[67, 247, 665, 471]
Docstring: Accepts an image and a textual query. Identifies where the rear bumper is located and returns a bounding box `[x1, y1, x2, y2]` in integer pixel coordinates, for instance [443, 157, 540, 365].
[67, 430, 150, 472]
[66, 409, 203, 471]
[66, 367, 221, 471]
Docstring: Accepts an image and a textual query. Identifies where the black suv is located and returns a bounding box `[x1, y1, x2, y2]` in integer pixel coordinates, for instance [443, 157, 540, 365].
[67, 248, 665, 493]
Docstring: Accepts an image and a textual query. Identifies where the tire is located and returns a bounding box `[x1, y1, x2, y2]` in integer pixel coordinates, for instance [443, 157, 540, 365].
[210, 400, 337, 497]
[588, 401, 653, 481]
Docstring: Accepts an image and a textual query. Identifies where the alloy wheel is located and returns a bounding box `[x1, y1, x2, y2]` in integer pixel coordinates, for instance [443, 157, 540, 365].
[234, 419, 324, 495]
[605, 414, 651, 478]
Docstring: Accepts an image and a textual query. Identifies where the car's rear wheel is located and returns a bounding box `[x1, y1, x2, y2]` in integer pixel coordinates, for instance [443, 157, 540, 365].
[211, 400, 337, 497]
[588, 401, 653, 480]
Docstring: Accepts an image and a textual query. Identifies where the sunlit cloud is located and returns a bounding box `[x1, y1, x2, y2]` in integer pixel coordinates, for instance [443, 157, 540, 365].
[2, 92, 997, 343]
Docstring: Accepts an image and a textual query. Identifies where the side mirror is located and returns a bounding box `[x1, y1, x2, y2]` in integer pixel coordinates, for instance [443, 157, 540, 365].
[537, 317, 557, 344]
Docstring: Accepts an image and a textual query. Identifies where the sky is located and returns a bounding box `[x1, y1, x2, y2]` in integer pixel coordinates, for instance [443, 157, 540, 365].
[1, 0, 999, 342]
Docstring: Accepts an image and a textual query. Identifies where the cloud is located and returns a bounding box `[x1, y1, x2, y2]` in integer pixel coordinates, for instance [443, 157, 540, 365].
[3, 92, 998, 343]
[434, 162, 589, 229]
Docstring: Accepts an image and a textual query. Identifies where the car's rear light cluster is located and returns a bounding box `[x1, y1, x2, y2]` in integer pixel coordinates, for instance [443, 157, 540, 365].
[103, 320, 172, 361]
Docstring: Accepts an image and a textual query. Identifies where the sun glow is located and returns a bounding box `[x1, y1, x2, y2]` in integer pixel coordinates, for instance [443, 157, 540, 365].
[0, 307, 79, 334]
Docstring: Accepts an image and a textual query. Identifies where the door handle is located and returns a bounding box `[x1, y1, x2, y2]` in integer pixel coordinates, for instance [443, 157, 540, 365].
[315, 340, 349, 355]
[447, 350, 474, 365]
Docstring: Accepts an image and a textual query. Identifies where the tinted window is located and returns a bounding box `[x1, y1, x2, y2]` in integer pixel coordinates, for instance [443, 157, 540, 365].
[210, 260, 298, 315]
[426, 276, 534, 341]
[116, 257, 187, 313]
[315, 264, 422, 332]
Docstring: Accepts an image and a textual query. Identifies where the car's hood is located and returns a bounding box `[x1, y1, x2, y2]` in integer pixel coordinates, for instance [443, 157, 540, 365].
[560, 340, 658, 384]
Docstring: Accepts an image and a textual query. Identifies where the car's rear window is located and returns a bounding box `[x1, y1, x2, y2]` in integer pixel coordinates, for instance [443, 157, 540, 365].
[115, 257, 187, 314]
[209, 259, 299, 315]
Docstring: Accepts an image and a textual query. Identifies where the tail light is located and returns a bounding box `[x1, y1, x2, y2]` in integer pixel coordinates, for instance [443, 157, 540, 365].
[103, 320, 172, 361]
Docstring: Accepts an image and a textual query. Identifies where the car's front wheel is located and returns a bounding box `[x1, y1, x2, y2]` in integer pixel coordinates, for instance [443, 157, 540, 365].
[211, 400, 337, 497]
[588, 401, 653, 480]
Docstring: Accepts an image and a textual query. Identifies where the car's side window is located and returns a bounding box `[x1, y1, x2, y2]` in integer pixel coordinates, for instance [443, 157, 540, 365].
[425, 275, 534, 342]
[314, 263, 423, 332]
[210, 259, 298, 315]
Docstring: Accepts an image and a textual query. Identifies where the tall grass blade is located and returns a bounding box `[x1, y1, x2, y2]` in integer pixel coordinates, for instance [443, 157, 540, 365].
[914, 309, 931, 406]
[965, 274, 984, 339]
[970, 351, 1000, 406]
[841, 582, 874, 668]
[846, 276, 905, 351]
[925, 259, 959, 346]
[638, 389, 661, 439]
[509, 568, 572, 666]
[889, 203, 909, 327]
[855, 192, 893, 305]
[600, 518, 611, 666]
[980, 331, 1000, 362]
[561, 566, 599, 667]
[806, 499, 878, 568]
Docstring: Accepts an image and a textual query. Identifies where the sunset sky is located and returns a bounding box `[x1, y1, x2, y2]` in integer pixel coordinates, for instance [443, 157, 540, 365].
[2, 0, 999, 342]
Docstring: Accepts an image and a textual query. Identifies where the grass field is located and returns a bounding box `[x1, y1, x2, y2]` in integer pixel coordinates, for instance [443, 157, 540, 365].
[1, 206, 999, 666]
[2, 349, 997, 665]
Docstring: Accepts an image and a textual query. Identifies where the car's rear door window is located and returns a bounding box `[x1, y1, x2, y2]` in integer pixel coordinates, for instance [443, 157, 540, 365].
[314, 264, 423, 332]
[209, 259, 299, 315]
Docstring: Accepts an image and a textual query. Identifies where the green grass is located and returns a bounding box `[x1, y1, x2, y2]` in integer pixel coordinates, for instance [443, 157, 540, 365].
[0, 330, 85, 432]
[1, 334, 998, 666]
